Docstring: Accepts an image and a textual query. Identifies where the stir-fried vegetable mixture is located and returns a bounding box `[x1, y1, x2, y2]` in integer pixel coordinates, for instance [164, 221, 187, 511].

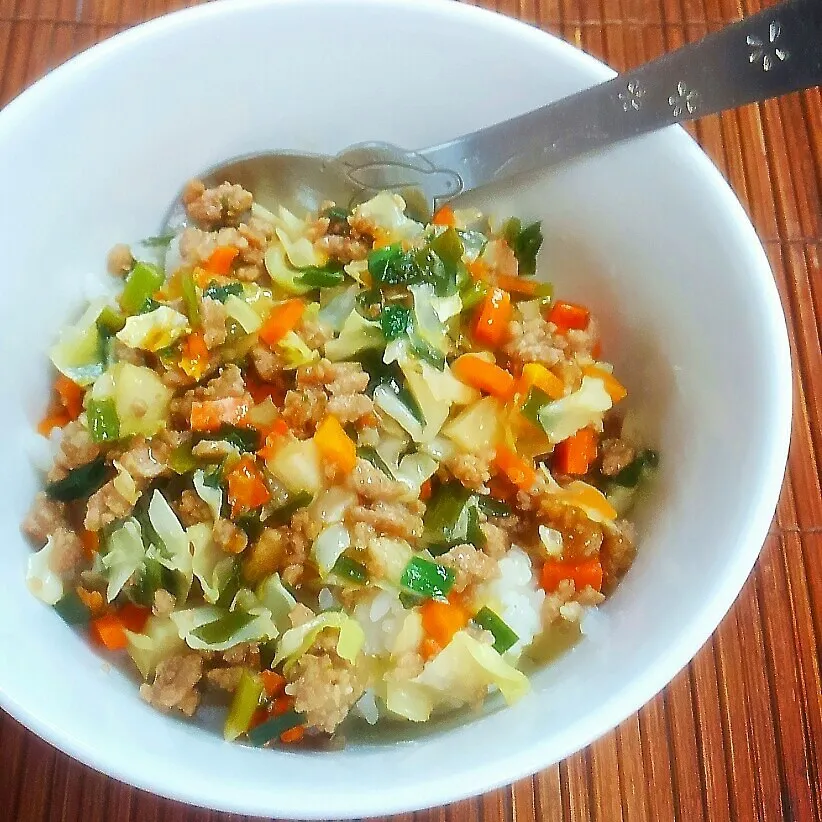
[22, 181, 656, 748]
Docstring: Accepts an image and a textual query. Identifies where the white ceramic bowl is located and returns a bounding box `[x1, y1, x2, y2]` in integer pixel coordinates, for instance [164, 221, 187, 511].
[0, 0, 791, 817]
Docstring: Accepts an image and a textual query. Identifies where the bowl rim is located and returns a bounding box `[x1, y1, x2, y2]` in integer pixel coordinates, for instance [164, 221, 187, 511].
[0, 0, 793, 816]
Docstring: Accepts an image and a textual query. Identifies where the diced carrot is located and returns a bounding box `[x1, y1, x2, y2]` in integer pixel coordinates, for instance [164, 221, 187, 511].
[257, 419, 290, 461]
[249, 707, 269, 730]
[80, 529, 100, 559]
[280, 725, 305, 744]
[420, 479, 433, 501]
[493, 274, 541, 297]
[259, 299, 305, 347]
[55, 375, 84, 420]
[547, 300, 589, 332]
[420, 637, 442, 661]
[245, 372, 286, 406]
[561, 481, 618, 522]
[473, 287, 512, 347]
[193, 267, 213, 289]
[314, 415, 357, 474]
[180, 331, 210, 381]
[452, 354, 515, 400]
[226, 455, 272, 518]
[271, 695, 293, 717]
[541, 558, 603, 594]
[190, 396, 250, 432]
[260, 670, 286, 699]
[487, 474, 517, 503]
[432, 204, 456, 227]
[118, 603, 151, 634]
[591, 338, 602, 359]
[420, 595, 470, 650]
[204, 245, 239, 276]
[467, 258, 488, 281]
[553, 427, 598, 475]
[516, 362, 565, 401]
[582, 364, 627, 403]
[90, 613, 128, 651]
[493, 444, 537, 491]
[37, 411, 70, 436]
[76, 586, 105, 616]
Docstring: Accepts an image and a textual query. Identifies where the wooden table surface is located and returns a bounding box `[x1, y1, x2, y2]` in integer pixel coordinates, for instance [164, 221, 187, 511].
[1, 0, 820, 819]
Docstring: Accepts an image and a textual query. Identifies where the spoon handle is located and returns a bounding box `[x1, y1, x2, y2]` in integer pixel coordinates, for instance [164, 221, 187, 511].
[417, 0, 822, 197]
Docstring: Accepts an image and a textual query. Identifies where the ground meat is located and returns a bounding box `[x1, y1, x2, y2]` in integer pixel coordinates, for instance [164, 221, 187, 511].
[552, 359, 582, 393]
[213, 519, 249, 555]
[438, 544, 499, 593]
[201, 296, 228, 350]
[285, 640, 364, 733]
[139, 653, 203, 716]
[387, 649, 425, 681]
[117, 436, 172, 482]
[347, 501, 424, 542]
[170, 364, 249, 425]
[289, 603, 316, 628]
[48, 527, 85, 574]
[178, 224, 266, 274]
[21, 493, 68, 545]
[503, 315, 563, 369]
[84, 481, 135, 532]
[479, 520, 511, 559]
[280, 508, 317, 586]
[538, 498, 603, 559]
[296, 314, 332, 351]
[175, 489, 213, 527]
[112, 338, 146, 366]
[250, 343, 287, 381]
[600, 437, 636, 477]
[183, 180, 253, 229]
[281, 386, 327, 439]
[205, 667, 244, 692]
[541, 579, 576, 625]
[106, 243, 133, 276]
[299, 358, 368, 396]
[601, 520, 636, 591]
[565, 316, 599, 358]
[444, 452, 492, 491]
[348, 458, 407, 502]
[242, 527, 286, 584]
[577, 586, 606, 606]
[327, 394, 374, 426]
[153, 589, 176, 616]
[222, 642, 261, 667]
[315, 233, 370, 264]
[48, 421, 100, 482]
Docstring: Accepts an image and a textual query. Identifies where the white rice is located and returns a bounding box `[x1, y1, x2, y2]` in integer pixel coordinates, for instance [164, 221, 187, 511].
[352, 689, 380, 725]
[353, 589, 406, 655]
[26, 427, 63, 474]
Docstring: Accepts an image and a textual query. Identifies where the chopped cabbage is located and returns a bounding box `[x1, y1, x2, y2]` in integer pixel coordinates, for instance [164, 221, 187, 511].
[171, 605, 278, 652]
[256, 573, 297, 633]
[264, 245, 313, 295]
[318, 285, 358, 332]
[126, 615, 185, 678]
[394, 452, 438, 497]
[193, 470, 222, 521]
[367, 537, 412, 585]
[400, 358, 450, 442]
[311, 487, 357, 526]
[111, 459, 140, 505]
[537, 376, 612, 444]
[224, 295, 262, 333]
[148, 490, 193, 586]
[267, 438, 322, 494]
[373, 384, 424, 441]
[26, 536, 64, 605]
[102, 518, 146, 602]
[112, 362, 173, 437]
[442, 397, 501, 454]
[351, 192, 424, 243]
[278, 330, 319, 369]
[385, 680, 434, 722]
[115, 306, 189, 352]
[274, 611, 364, 669]
[312, 523, 351, 578]
[325, 310, 383, 361]
[188, 523, 228, 603]
[409, 283, 448, 354]
[49, 301, 107, 386]
[421, 362, 479, 406]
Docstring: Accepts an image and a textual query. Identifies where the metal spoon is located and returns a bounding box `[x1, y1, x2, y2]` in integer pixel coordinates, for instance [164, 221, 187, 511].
[164, 0, 821, 228]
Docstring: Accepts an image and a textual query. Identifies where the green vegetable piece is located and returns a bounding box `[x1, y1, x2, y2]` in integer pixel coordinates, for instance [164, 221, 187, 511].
[236, 511, 264, 541]
[457, 230, 488, 259]
[120, 262, 165, 315]
[380, 305, 411, 341]
[400, 556, 455, 600]
[474, 495, 512, 518]
[466, 505, 486, 550]
[322, 205, 350, 223]
[430, 227, 464, 268]
[224, 670, 263, 741]
[169, 442, 198, 475]
[642, 449, 660, 469]
[473, 606, 519, 654]
[268, 491, 314, 526]
[138, 297, 161, 314]
[399, 590, 426, 609]
[53, 591, 91, 625]
[96, 306, 126, 335]
[424, 482, 474, 547]
[612, 449, 660, 488]
[181, 270, 200, 327]
[87, 398, 120, 443]
[460, 278, 489, 310]
[216, 562, 242, 608]
[409, 337, 446, 370]
[296, 266, 345, 289]
[132, 557, 176, 607]
[502, 219, 543, 277]
[205, 425, 261, 453]
[259, 639, 278, 670]
[203, 281, 244, 303]
[331, 555, 368, 584]
[192, 610, 256, 645]
[139, 233, 176, 248]
[356, 446, 394, 477]
[45, 457, 107, 502]
[368, 244, 422, 286]
[247, 708, 302, 746]
[519, 386, 552, 427]
[202, 464, 224, 490]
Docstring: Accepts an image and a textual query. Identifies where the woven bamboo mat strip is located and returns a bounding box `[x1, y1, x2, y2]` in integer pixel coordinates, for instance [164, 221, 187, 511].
[1, 0, 821, 819]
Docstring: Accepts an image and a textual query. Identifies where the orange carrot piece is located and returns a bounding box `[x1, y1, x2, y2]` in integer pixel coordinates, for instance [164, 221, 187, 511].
[190, 396, 250, 432]
[473, 287, 512, 347]
[493, 444, 537, 491]
[55, 375, 84, 420]
[432, 204, 456, 227]
[37, 411, 70, 436]
[259, 299, 305, 347]
[260, 670, 286, 699]
[245, 372, 286, 406]
[467, 258, 488, 281]
[271, 695, 294, 717]
[420, 596, 470, 650]
[314, 415, 357, 474]
[118, 603, 151, 634]
[420, 637, 443, 661]
[90, 613, 128, 651]
[541, 558, 603, 594]
[76, 586, 105, 616]
[419, 478, 433, 501]
[553, 427, 598, 475]
[452, 354, 515, 400]
[257, 419, 290, 461]
[582, 364, 627, 403]
[204, 245, 239, 276]
[80, 529, 100, 559]
[227, 455, 272, 518]
[249, 706, 270, 730]
[180, 331, 210, 381]
[516, 362, 565, 401]
[493, 274, 540, 297]
[547, 300, 590, 332]
[280, 725, 305, 744]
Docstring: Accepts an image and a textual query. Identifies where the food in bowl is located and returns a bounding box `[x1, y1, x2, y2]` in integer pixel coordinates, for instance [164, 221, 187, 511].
[22, 181, 656, 748]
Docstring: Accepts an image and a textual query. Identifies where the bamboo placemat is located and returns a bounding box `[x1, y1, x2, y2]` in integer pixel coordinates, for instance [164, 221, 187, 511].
[1, 0, 820, 819]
